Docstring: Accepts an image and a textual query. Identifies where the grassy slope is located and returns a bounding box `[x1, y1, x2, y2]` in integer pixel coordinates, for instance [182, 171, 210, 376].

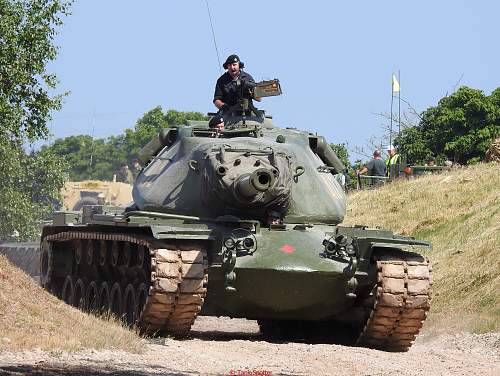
[344, 163, 500, 333]
[0, 255, 144, 352]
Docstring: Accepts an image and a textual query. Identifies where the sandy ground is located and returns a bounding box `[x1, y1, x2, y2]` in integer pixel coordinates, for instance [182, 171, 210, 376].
[0, 317, 499, 376]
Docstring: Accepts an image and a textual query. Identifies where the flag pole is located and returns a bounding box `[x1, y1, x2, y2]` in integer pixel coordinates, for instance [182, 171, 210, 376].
[390, 75, 394, 147]
[398, 70, 401, 136]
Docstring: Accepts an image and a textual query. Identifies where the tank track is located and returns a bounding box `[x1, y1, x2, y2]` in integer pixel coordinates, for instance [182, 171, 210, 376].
[356, 250, 432, 351]
[42, 231, 207, 336]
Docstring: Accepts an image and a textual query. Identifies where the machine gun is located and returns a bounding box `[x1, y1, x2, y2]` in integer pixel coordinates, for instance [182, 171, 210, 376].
[253, 79, 282, 98]
[220, 79, 282, 124]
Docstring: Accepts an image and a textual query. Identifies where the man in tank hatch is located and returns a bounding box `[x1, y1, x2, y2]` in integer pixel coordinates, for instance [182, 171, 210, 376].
[210, 54, 261, 128]
[213, 54, 260, 111]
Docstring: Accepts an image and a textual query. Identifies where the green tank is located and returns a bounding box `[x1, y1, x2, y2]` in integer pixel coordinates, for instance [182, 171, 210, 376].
[39, 98, 432, 352]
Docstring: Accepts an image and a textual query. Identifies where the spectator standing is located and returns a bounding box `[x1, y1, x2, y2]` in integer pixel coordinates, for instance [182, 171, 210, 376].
[116, 164, 134, 184]
[357, 150, 386, 187]
[386, 145, 401, 178]
[131, 158, 142, 181]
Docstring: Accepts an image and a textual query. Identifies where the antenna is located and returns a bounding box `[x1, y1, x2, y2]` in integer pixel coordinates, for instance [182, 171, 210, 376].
[205, 0, 222, 74]
[88, 109, 96, 179]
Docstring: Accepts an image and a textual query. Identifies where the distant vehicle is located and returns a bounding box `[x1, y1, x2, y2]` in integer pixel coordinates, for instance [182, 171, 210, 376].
[61, 180, 132, 211]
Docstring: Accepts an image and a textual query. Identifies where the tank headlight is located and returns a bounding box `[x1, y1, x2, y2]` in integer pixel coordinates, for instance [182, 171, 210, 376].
[322, 238, 336, 254]
[335, 235, 348, 247]
[224, 237, 236, 249]
[242, 237, 255, 250]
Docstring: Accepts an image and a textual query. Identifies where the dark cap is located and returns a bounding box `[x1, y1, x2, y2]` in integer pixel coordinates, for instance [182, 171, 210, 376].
[223, 54, 244, 69]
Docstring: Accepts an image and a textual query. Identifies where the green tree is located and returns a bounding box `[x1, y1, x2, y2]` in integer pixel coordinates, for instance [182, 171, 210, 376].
[0, 142, 68, 239]
[330, 143, 350, 168]
[396, 87, 500, 164]
[0, 0, 72, 142]
[330, 143, 359, 190]
[46, 135, 94, 180]
[43, 107, 207, 181]
[0, 0, 72, 240]
[123, 107, 207, 161]
[44, 135, 122, 181]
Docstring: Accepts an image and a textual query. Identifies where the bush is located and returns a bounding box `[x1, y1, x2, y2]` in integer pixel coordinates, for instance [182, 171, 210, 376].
[396, 87, 500, 164]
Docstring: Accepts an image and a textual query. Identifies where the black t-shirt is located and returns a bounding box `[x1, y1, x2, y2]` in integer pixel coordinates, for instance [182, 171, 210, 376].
[213, 71, 256, 107]
[367, 158, 386, 176]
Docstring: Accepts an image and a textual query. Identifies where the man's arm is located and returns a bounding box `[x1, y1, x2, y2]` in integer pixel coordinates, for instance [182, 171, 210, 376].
[357, 166, 368, 175]
[213, 79, 225, 109]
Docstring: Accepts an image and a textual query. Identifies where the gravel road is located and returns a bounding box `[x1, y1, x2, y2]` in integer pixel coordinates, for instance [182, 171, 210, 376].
[0, 317, 498, 376]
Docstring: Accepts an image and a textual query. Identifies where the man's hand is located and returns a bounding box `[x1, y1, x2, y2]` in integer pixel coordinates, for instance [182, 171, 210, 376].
[357, 167, 368, 175]
[214, 99, 225, 110]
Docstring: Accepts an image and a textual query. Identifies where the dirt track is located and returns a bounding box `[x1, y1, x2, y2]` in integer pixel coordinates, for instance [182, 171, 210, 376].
[0, 317, 499, 376]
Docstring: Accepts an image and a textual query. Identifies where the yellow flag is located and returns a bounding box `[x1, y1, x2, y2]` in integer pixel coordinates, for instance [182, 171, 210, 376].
[392, 74, 400, 93]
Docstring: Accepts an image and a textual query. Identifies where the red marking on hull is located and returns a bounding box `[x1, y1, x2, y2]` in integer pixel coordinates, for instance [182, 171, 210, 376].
[281, 244, 295, 254]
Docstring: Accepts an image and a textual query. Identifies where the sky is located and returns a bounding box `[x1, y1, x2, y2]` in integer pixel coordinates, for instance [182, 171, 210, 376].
[45, 0, 500, 159]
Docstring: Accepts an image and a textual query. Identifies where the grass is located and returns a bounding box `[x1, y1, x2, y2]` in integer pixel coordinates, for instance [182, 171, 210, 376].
[344, 163, 500, 333]
[0, 255, 145, 352]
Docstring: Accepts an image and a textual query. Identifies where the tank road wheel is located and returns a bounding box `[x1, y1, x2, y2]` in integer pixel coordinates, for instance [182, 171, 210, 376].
[356, 250, 432, 352]
[99, 241, 107, 267]
[62, 276, 75, 306]
[123, 284, 137, 326]
[98, 282, 111, 313]
[86, 281, 99, 313]
[138, 247, 208, 336]
[75, 241, 84, 265]
[136, 283, 148, 315]
[110, 282, 123, 318]
[111, 241, 120, 267]
[74, 278, 87, 310]
[86, 240, 95, 266]
[40, 240, 53, 288]
[137, 245, 146, 268]
[123, 242, 132, 267]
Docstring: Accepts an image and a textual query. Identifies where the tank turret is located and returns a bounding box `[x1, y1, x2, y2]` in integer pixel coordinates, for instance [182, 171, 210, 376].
[132, 110, 345, 224]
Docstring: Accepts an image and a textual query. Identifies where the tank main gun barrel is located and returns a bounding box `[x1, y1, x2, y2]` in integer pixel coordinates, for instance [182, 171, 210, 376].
[138, 128, 178, 165]
[310, 136, 346, 174]
[235, 168, 276, 199]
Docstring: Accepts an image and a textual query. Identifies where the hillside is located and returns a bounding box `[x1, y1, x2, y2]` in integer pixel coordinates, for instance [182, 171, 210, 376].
[0, 255, 144, 352]
[344, 163, 500, 333]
